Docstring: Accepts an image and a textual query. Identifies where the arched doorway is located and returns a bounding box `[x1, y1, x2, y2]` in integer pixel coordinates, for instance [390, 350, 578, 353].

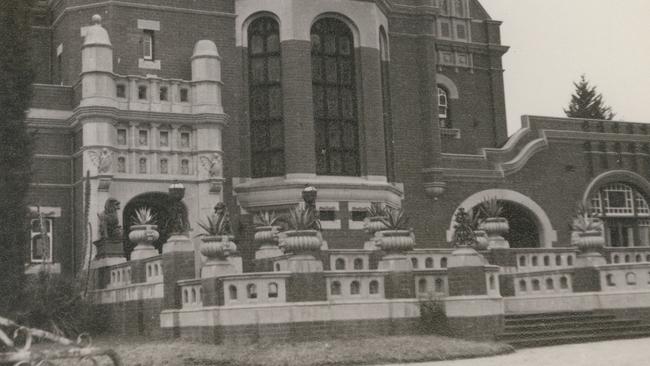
[122, 192, 181, 257]
[501, 201, 540, 248]
[447, 189, 557, 247]
[588, 182, 650, 247]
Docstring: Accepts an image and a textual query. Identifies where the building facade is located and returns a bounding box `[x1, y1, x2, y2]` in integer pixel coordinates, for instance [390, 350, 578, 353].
[25, 0, 649, 279]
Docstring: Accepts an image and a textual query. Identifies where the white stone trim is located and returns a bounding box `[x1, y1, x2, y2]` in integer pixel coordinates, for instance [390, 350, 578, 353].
[236, 0, 388, 49]
[446, 189, 558, 247]
[137, 19, 160, 31]
[504, 290, 650, 315]
[56, 43, 63, 56]
[28, 206, 61, 217]
[436, 74, 459, 99]
[27, 109, 74, 120]
[138, 59, 161, 70]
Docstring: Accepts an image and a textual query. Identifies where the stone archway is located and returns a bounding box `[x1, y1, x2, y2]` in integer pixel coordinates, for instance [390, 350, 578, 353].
[122, 192, 184, 257]
[447, 189, 557, 248]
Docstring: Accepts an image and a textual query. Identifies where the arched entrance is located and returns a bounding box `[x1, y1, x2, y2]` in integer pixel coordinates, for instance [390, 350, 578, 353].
[122, 192, 181, 257]
[501, 201, 540, 248]
[447, 189, 557, 248]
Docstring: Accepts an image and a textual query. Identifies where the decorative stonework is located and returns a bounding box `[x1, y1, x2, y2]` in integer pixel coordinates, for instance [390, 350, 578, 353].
[88, 148, 113, 174]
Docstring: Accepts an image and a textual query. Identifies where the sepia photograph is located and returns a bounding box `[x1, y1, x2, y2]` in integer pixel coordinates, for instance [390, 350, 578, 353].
[0, 0, 649, 364]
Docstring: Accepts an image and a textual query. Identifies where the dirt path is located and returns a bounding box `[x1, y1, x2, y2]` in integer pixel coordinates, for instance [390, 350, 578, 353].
[382, 338, 650, 366]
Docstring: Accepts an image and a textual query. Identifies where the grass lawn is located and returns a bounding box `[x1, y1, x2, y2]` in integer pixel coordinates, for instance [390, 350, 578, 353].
[87, 335, 514, 366]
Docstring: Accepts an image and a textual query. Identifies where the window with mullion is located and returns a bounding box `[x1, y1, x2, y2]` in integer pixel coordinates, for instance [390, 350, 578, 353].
[249, 17, 284, 178]
[311, 18, 360, 176]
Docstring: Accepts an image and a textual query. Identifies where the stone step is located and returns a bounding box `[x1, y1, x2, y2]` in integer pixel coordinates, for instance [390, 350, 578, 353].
[505, 310, 595, 320]
[499, 323, 650, 341]
[505, 313, 615, 326]
[504, 330, 650, 349]
[503, 318, 639, 333]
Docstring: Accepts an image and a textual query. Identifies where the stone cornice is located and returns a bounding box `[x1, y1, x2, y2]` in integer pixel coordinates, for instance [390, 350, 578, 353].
[69, 106, 230, 129]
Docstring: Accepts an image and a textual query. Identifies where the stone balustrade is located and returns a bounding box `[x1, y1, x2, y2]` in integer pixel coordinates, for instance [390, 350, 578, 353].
[145, 258, 163, 283]
[328, 250, 372, 271]
[414, 269, 449, 296]
[501, 248, 578, 273]
[503, 269, 574, 297]
[221, 273, 291, 306]
[325, 271, 386, 300]
[93, 282, 164, 304]
[408, 248, 454, 270]
[178, 279, 204, 309]
[604, 247, 650, 265]
[108, 263, 131, 288]
[598, 263, 650, 292]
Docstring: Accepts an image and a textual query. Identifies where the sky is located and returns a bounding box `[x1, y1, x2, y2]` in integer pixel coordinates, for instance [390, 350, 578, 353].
[480, 0, 650, 135]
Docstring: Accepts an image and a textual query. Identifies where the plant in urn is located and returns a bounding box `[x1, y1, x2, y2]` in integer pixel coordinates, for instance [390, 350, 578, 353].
[196, 203, 237, 277]
[478, 197, 510, 249]
[253, 210, 283, 259]
[278, 207, 323, 255]
[129, 207, 159, 260]
[571, 202, 605, 254]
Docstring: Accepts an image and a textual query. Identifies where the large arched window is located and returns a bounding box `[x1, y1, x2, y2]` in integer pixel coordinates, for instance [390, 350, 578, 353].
[248, 17, 284, 177]
[438, 86, 450, 128]
[590, 183, 650, 246]
[311, 18, 359, 176]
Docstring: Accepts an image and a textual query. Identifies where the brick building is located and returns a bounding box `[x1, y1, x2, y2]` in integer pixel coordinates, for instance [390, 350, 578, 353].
[25, 0, 649, 280]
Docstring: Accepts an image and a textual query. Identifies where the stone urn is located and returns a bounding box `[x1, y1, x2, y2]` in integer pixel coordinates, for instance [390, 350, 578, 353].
[200, 235, 237, 277]
[363, 216, 387, 236]
[374, 230, 416, 254]
[278, 230, 323, 255]
[479, 217, 510, 249]
[200, 235, 237, 261]
[474, 229, 490, 251]
[129, 224, 159, 260]
[254, 225, 282, 259]
[575, 230, 605, 254]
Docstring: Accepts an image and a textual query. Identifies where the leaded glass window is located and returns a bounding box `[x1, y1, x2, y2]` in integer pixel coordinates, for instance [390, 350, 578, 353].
[312, 18, 360, 176]
[590, 183, 650, 247]
[248, 17, 284, 177]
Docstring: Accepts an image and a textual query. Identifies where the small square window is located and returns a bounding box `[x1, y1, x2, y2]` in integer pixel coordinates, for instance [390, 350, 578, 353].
[181, 159, 190, 175]
[117, 157, 126, 173]
[116, 84, 126, 98]
[159, 87, 168, 101]
[138, 85, 147, 100]
[351, 211, 367, 222]
[319, 210, 336, 221]
[440, 22, 451, 38]
[180, 88, 189, 102]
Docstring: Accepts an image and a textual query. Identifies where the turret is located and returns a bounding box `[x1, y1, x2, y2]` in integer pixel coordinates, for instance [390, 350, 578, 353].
[80, 15, 116, 108]
[191, 40, 223, 114]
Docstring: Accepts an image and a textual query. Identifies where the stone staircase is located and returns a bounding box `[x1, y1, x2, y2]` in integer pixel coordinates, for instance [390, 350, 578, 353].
[499, 311, 650, 348]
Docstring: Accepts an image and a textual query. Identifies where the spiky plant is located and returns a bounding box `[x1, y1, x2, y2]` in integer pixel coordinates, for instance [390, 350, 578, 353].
[480, 197, 503, 218]
[572, 202, 601, 233]
[366, 202, 387, 218]
[286, 207, 320, 231]
[131, 207, 156, 226]
[467, 207, 483, 231]
[197, 212, 232, 237]
[253, 210, 283, 227]
[379, 207, 409, 230]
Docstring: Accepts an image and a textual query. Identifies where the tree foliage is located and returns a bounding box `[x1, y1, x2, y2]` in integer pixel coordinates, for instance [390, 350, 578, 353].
[0, 0, 35, 313]
[564, 75, 615, 120]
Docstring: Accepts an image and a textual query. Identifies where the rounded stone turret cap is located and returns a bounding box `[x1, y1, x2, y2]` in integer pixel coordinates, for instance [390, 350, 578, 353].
[83, 14, 111, 47]
[192, 40, 220, 59]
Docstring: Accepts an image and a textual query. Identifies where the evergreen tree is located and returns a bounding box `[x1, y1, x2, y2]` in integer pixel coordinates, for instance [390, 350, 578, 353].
[0, 0, 35, 313]
[453, 208, 476, 248]
[564, 75, 615, 120]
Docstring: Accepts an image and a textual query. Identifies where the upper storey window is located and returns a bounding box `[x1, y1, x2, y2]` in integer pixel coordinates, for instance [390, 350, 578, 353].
[438, 87, 450, 128]
[248, 17, 284, 178]
[437, 0, 470, 42]
[143, 30, 154, 60]
[311, 18, 360, 176]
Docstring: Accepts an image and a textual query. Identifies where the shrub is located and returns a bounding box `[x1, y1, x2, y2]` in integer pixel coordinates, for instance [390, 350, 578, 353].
[419, 295, 448, 335]
[17, 271, 107, 337]
[379, 207, 409, 230]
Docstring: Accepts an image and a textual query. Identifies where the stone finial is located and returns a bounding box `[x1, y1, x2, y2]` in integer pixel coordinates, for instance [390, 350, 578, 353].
[83, 14, 111, 47]
[92, 14, 102, 25]
[192, 40, 220, 59]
